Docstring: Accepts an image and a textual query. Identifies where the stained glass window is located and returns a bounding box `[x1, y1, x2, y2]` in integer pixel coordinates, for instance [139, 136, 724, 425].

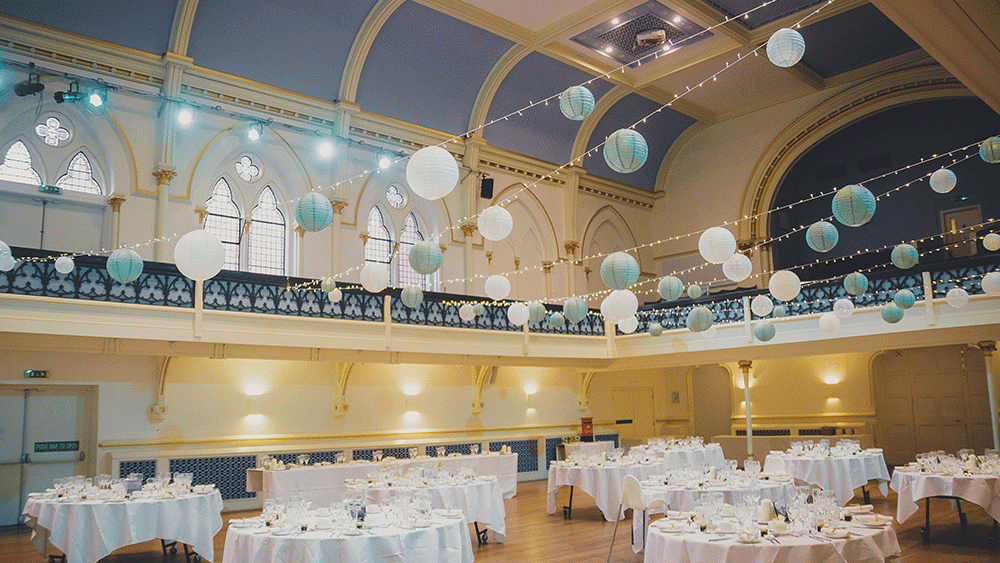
[204, 178, 241, 271]
[0, 141, 42, 186]
[248, 186, 285, 275]
[397, 213, 427, 289]
[365, 206, 393, 266]
[55, 152, 102, 194]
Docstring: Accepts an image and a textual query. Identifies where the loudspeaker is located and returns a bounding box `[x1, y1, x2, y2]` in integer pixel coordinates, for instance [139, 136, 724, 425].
[480, 177, 494, 199]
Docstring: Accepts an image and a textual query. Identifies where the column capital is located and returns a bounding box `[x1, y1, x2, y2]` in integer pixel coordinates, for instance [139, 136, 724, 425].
[439, 244, 448, 253]
[738, 360, 753, 372]
[514, 257, 521, 270]
[976, 340, 997, 355]
[459, 223, 477, 237]
[152, 167, 177, 185]
[194, 207, 208, 224]
[542, 261, 554, 274]
[294, 225, 306, 238]
[108, 196, 126, 212]
[243, 219, 252, 235]
[359, 231, 371, 245]
[485, 251, 493, 264]
[564, 241, 579, 255]
[329, 200, 350, 214]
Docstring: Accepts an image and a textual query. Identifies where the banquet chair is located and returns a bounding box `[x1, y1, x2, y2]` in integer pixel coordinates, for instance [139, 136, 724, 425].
[763, 456, 786, 474]
[607, 475, 666, 562]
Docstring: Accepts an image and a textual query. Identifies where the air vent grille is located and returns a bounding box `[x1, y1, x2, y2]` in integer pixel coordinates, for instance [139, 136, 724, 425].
[597, 14, 686, 57]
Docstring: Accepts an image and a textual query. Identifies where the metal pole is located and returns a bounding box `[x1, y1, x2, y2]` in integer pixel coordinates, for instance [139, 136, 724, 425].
[739, 360, 753, 460]
[19, 389, 29, 523]
[978, 341, 999, 450]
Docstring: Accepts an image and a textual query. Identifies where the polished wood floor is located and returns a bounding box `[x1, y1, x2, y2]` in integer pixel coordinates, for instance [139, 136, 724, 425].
[1, 479, 997, 563]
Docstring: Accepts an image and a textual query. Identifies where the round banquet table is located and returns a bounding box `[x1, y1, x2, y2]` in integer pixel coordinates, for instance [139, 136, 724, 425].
[890, 468, 1000, 524]
[547, 460, 665, 521]
[22, 490, 224, 563]
[633, 444, 726, 470]
[764, 451, 890, 506]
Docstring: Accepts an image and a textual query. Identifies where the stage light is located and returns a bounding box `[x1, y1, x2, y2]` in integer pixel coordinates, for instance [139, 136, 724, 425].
[377, 151, 391, 169]
[14, 65, 44, 97]
[177, 105, 193, 126]
[247, 121, 262, 141]
[84, 84, 107, 115]
[317, 140, 334, 158]
[54, 82, 84, 104]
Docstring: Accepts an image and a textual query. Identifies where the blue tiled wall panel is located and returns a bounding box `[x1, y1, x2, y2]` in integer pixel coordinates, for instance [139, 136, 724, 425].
[271, 450, 342, 464]
[595, 434, 619, 448]
[427, 443, 479, 457]
[489, 439, 538, 473]
[544, 438, 562, 470]
[353, 447, 411, 461]
[118, 459, 156, 480]
[170, 456, 257, 500]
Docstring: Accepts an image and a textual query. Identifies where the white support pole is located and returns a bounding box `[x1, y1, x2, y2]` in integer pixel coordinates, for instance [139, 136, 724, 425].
[739, 360, 753, 460]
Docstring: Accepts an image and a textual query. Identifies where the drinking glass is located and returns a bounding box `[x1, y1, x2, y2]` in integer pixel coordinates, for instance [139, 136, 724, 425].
[408, 447, 419, 459]
[297, 453, 311, 466]
[470, 444, 479, 455]
[336, 452, 347, 464]
[373, 450, 383, 462]
[436, 446, 446, 457]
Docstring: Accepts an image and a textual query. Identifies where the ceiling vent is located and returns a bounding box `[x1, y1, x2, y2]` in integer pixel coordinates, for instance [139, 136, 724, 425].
[571, 2, 710, 65]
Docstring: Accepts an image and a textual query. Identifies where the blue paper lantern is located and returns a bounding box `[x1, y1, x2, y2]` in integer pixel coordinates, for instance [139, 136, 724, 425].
[528, 301, 546, 323]
[806, 221, 839, 253]
[686, 306, 713, 333]
[473, 303, 486, 316]
[881, 303, 904, 324]
[754, 320, 776, 342]
[107, 249, 143, 283]
[401, 285, 423, 308]
[981, 136, 1000, 164]
[295, 192, 334, 232]
[559, 86, 595, 121]
[891, 244, 918, 269]
[563, 297, 588, 324]
[658, 276, 684, 301]
[843, 272, 869, 296]
[832, 184, 876, 227]
[409, 241, 443, 275]
[549, 312, 565, 328]
[648, 322, 663, 337]
[600, 251, 640, 290]
[894, 289, 916, 310]
[604, 129, 648, 174]
[773, 305, 786, 318]
[766, 28, 805, 68]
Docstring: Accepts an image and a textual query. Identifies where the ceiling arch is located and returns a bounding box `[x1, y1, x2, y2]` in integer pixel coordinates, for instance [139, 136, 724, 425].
[467, 44, 532, 135]
[339, 0, 406, 103]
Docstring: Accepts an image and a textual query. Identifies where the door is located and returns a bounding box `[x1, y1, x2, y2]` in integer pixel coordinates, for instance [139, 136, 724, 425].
[692, 366, 732, 441]
[873, 352, 917, 466]
[611, 387, 655, 441]
[911, 348, 968, 454]
[940, 205, 981, 258]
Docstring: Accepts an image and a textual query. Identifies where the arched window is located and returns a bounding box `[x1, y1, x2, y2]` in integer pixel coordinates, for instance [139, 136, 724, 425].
[204, 178, 241, 271]
[397, 213, 426, 289]
[55, 152, 102, 195]
[365, 206, 393, 266]
[0, 140, 42, 186]
[247, 186, 285, 275]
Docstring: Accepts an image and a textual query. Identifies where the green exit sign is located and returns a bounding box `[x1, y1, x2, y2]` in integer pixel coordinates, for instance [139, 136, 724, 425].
[39, 184, 62, 195]
[24, 370, 47, 379]
[34, 441, 78, 452]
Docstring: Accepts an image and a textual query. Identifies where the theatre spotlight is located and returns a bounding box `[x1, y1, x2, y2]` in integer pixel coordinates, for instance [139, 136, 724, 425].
[85, 85, 108, 114]
[54, 82, 84, 104]
[377, 150, 392, 170]
[14, 65, 44, 97]
[247, 121, 263, 141]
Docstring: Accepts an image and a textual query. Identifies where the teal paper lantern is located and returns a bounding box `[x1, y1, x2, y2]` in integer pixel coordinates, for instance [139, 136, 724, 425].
[473, 303, 486, 316]
[409, 241, 443, 275]
[832, 184, 876, 227]
[563, 297, 588, 324]
[107, 249, 143, 283]
[687, 285, 704, 299]
[559, 86, 595, 121]
[604, 129, 648, 174]
[806, 221, 839, 253]
[401, 285, 423, 308]
[881, 303, 904, 324]
[686, 306, 713, 333]
[648, 322, 663, 337]
[843, 272, 869, 296]
[549, 312, 565, 328]
[528, 301, 546, 323]
[295, 192, 334, 232]
[600, 251, 640, 290]
[894, 289, 916, 310]
[754, 320, 776, 342]
[981, 136, 1000, 164]
[658, 276, 684, 301]
[891, 244, 918, 269]
[773, 305, 786, 318]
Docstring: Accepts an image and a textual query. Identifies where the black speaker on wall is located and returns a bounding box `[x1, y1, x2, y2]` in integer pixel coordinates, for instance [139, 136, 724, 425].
[480, 177, 494, 199]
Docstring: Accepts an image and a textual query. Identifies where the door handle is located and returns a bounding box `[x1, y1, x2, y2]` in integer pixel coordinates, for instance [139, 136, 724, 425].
[22, 453, 30, 464]
[78, 451, 85, 462]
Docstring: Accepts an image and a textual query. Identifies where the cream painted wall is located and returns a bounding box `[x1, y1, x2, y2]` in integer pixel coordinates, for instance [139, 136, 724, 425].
[587, 367, 690, 437]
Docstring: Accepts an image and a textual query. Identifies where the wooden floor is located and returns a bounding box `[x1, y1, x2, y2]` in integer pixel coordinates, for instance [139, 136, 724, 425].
[1, 479, 997, 563]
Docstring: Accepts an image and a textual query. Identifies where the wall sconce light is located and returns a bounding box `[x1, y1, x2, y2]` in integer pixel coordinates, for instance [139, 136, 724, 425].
[402, 382, 421, 396]
[85, 83, 108, 115]
[246, 395, 264, 426]
[177, 104, 194, 126]
[377, 150, 392, 170]
[523, 383, 538, 395]
[403, 410, 420, 423]
[822, 374, 841, 385]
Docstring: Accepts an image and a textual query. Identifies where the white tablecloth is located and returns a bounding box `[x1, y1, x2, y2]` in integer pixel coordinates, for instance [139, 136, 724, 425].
[23, 490, 224, 563]
[631, 445, 727, 469]
[223, 515, 474, 563]
[764, 452, 890, 506]
[348, 477, 506, 541]
[642, 524, 900, 563]
[546, 461, 665, 521]
[564, 441, 615, 459]
[890, 469, 1000, 523]
[249, 453, 517, 505]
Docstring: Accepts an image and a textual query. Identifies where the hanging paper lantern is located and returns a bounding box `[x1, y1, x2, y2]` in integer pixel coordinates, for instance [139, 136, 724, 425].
[0, 253, 15, 272]
[528, 302, 546, 323]
[751, 294, 774, 317]
[766, 28, 805, 67]
[603, 128, 648, 174]
[295, 192, 334, 232]
[563, 297, 588, 324]
[687, 284, 704, 299]
[754, 320, 776, 342]
[549, 312, 565, 328]
[819, 312, 840, 333]
[559, 85, 595, 121]
[507, 302, 529, 326]
[321, 277, 337, 292]
[473, 303, 486, 316]
[648, 322, 663, 337]
[980, 136, 1000, 164]
[723, 253, 752, 282]
[946, 287, 969, 308]
[832, 184, 876, 227]
[984, 233, 1000, 251]
[458, 303, 475, 321]
[174, 229, 226, 281]
[601, 289, 638, 323]
[478, 206, 514, 242]
[686, 306, 714, 333]
[600, 251, 640, 290]
[806, 221, 839, 253]
[401, 285, 424, 308]
[698, 227, 737, 264]
[881, 303, 904, 324]
[843, 272, 869, 296]
[360, 262, 389, 293]
[0, 240, 9, 257]
[658, 276, 684, 301]
[618, 315, 638, 334]
[107, 249, 143, 283]
[328, 288, 343, 302]
[891, 244, 919, 269]
[54, 256, 75, 274]
[833, 298, 855, 318]
[484, 274, 511, 300]
[929, 168, 957, 194]
[406, 145, 459, 201]
[701, 324, 718, 339]
[768, 270, 801, 302]
[773, 305, 786, 318]
[409, 241, 443, 275]
[982, 272, 1000, 296]
[893, 289, 916, 310]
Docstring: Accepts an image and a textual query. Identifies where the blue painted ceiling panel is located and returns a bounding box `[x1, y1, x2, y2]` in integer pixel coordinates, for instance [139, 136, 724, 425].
[2, 0, 177, 55]
[187, 0, 379, 102]
[484, 51, 613, 165]
[584, 93, 696, 192]
[798, 3, 918, 79]
[355, 1, 514, 135]
[699, 0, 824, 30]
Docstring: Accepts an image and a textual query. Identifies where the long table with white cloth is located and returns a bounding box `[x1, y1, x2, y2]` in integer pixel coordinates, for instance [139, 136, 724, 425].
[890, 468, 1000, 524]
[547, 460, 665, 521]
[763, 450, 890, 506]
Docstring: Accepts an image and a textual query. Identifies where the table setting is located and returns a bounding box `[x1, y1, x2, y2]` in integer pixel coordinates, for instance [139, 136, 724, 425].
[763, 439, 890, 506]
[629, 437, 727, 470]
[547, 447, 665, 520]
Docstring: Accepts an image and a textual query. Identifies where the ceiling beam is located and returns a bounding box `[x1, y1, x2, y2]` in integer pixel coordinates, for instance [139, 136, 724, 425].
[338, 0, 406, 103]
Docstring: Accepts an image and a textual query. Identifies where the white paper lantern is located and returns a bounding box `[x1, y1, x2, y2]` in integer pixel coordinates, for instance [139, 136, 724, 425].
[832, 184, 876, 227]
[701, 324, 718, 339]
[0, 253, 15, 272]
[698, 227, 737, 264]
[843, 272, 869, 296]
[754, 320, 776, 342]
[409, 241, 443, 275]
[833, 298, 855, 318]
[658, 276, 684, 301]
[106, 249, 143, 283]
[328, 288, 343, 302]
[563, 297, 588, 324]
[984, 233, 1000, 251]
[360, 262, 388, 293]
[601, 252, 640, 290]
[751, 294, 774, 317]
[618, 315, 638, 334]
[766, 28, 805, 67]
[0, 240, 9, 257]
[686, 306, 714, 333]
[768, 270, 801, 302]
[603, 128, 648, 174]
[805, 221, 839, 253]
[406, 145, 458, 201]
[722, 253, 752, 282]
[459, 303, 475, 321]
[54, 256, 75, 274]
[174, 229, 226, 281]
[549, 312, 565, 328]
[320, 277, 337, 293]
[402, 285, 424, 308]
[648, 322, 663, 337]
[559, 85, 595, 121]
[478, 206, 514, 241]
[946, 287, 969, 308]
[507, 302, 529, 326]
[687, 284, 704, 299]
[472, 303, 486, 316]
[819, 312, 841, 333]
[982, 272, 1000, 296]
[601, 289, 638, 323]
[484, 274, 511, 300]
[528, 301, 546, 323]
[929, 168, 957, 194]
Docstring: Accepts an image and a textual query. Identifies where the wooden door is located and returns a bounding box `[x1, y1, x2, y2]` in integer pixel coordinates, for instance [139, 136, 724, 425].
[874, 352, 917, 465]
[611, 387, 655, 441]
[963, 348, 995, 451]
[692, 366, 732, 441]
[912, 348, 969, 454]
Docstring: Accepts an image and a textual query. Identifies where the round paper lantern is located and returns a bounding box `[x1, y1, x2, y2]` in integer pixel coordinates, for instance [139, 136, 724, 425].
[618, 315, 638, 334]
[563, 297, 588, 324]
[0, 253, 15, 272]
[54, 256, 75, 274]
[769, 270, 801, 302]
[321, 277, 337, 293]
[946, 287, 969, 309]
[473, 303, 486, 316]
[766, 28, 805, 67]
[485, 274, 511, 300]
[984, 233, 1000, 251]
[929, 168, 957, 194]
[401, 285, 424, 308]
[751, 294, 774, 317]
[981, 136, 1000, 164]
[832, 184, 876, 227]
[893, 289, 916, 310]
[701, 324, 718, 339]
[658, 276, 684, 301]
[360, 263, 388, 293]
[686, 306, 714, 333]
[107, 249, 143, 283]
[295, 192, 334, 232]
[754, 320, 776, 342]
[833, 298, 855, 318]
[458, 303, 475, 321]
[819, 312, 841, 333]
[648, 322, 663, 337]
[698, 227, 737, 264]
[559, 85, 595, 121]
[0, 240, 9, 257]
[844, 272, 869, 296]
[507, 302, 529, 326]
[982, 272, 1000, 296]
[406, 145, 459, 201]
[723, 253, 752, 282]
[174, 229, 225, 281]
[773, 305, 786, 318]
[328, 288, 343, 302]
[806, 221, 839, 253]
[687, 284, 704, 299]
[409, 241, 443, 275]
[891, 243, 919, 269]
[478, 205, 514, 242]
[603, 128, 648, 174]
[881, 303, 904, 324]
[549, 312, 565, 328]
[600, 251, 640, 290]
[528, 301, 546, 323]
[601, 289, 638, 323]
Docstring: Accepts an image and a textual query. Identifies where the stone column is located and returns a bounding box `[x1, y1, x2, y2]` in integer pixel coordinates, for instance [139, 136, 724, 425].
[329, 200, 349, 274]
[108, 195, 125, 249]
[460, 223, 477, 294]
[294, 225, 306, 277]
[738, 360, 754, 460]
[542, 261, 553, 299]
[976, 341, 999, 450]
[152, 167, 177, 261]
[564, 241, 579, 296]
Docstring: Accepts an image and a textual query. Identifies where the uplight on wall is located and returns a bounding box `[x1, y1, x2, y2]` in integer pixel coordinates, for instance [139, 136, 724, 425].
[826, 397, 841, 407]
[402, 382, 421, 396]
[246, 394, 265, 426]
[177, 105, 194, 126]
[822, 374, 842, 385]
[243, 380, 267, 396]
[403, 410, 421, 424]
[317, 140, 334, 159]
[523, 383, 538, 395]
